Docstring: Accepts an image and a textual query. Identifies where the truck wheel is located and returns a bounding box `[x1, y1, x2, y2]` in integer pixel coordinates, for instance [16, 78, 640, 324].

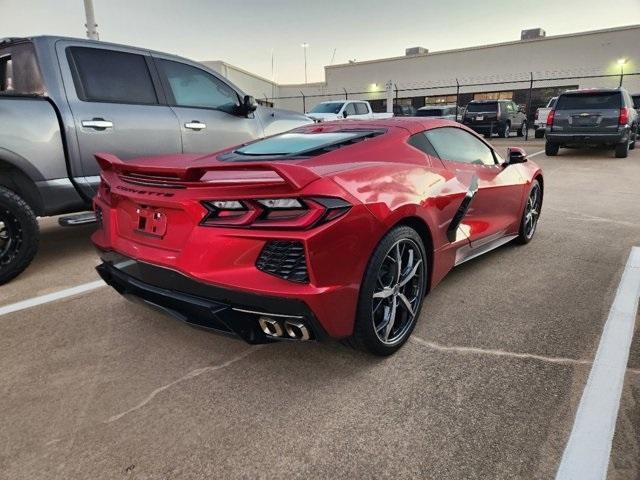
[615, 140, 629, 158]
[534, 128, 545, 139]
[499, 122, 510, 138]
[0, 186, 39, 285]
[545, 142, 559, 156]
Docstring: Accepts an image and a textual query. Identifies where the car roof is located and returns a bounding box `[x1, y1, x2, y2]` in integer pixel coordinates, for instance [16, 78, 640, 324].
[560, 88, 624, 95]
[305, 117, 461, 135]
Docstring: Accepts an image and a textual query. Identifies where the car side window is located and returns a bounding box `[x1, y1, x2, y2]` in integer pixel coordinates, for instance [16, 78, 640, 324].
[355, 102, 369, 115]
[156, 59, 240, 113]
[344, 103, 357, 116]
[424, 127, 496, 166]
[67, 47, 158, 104]
[408, 132, 439, 158]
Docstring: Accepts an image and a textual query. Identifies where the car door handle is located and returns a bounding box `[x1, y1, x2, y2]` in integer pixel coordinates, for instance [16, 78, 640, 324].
[185, 121, 206, 130]
[81, 119, 113, 129]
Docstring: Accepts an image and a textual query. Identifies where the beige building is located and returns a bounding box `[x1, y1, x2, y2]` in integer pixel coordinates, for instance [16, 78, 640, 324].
[203, 24, 639, 115]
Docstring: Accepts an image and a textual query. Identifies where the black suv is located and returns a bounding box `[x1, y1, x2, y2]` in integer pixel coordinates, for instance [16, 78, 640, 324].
[462, 99, 528, 138]
[545, 88, 638, 158]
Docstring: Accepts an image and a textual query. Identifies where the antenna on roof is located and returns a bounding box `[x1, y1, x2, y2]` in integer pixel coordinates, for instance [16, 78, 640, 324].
[330, 48, 337, 65]
[83, 0, 99, 40]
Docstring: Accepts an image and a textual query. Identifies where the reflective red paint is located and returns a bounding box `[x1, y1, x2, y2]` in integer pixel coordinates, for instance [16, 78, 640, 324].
[92, 119, 542, 339]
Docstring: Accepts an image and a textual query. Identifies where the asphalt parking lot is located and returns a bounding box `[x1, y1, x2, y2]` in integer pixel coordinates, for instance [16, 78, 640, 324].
[1, 135, 639, 480]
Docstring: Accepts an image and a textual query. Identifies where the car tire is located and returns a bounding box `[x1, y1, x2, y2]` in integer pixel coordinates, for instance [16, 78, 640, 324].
[545, 142, 559, 156]
[534, 128, 545, 139]
[0, 186, 39, 285]
[348, 225, 428, 356]
[499, 122, 510, 138]
[629, 132, 636, 150]
[615, 140, 629, 158]
[515, 179, 542, 244]
[517, 121, 527, 137]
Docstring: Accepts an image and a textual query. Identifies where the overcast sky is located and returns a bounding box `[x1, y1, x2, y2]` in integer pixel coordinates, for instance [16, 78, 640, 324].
[2, 0, 639, 84]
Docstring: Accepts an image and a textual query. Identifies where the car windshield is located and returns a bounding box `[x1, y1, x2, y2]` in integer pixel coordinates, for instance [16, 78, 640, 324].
[417, 109, 445, 117]
[309, 102, 344, 114]
[556, 92, 621, 110]
[466, 102, 498, 113]
[234, 132, 364, 156]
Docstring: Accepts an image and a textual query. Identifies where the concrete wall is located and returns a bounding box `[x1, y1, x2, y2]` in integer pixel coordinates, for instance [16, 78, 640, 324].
[275, 25, 640, 112]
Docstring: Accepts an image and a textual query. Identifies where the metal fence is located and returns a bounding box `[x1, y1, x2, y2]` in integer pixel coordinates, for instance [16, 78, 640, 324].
[264, 71, 639, 141]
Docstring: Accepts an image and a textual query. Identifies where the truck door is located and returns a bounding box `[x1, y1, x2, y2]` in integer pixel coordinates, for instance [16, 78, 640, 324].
[152, 57, 262, 154]
[57, 41, 181, 195]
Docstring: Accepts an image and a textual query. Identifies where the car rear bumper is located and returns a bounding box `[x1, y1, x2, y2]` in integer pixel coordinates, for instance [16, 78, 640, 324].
[463, 122, 504, 134]
[546, 131, 628, 145]
[96, 251, 331, 344]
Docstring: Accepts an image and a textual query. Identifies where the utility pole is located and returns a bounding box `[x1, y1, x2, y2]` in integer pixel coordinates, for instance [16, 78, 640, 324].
[301, 43, 309, 84]
[83, 0, 99, 40]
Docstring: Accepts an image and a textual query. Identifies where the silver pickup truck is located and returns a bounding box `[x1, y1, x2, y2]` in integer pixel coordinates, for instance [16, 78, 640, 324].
[0, 36, 311, 284]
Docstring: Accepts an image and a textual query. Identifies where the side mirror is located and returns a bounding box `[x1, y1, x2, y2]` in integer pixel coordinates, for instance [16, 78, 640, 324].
[506, 147, 527, 166]
[342, 110, 348, 118]
[240, 95, 258, 116]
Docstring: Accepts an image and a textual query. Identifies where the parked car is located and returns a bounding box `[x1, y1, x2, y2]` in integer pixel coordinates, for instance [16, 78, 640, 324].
[462, 99, 528, 138]
[545, 88, 638, 158]
[632, 93, 640, 117]
[0, 35, 312, 284]
[416, 105, 458, 121]
[93, 118, 543, 356]
[306, 100, 393, 122]
[393, 104, 416, 116]
[534, 97, 557, 138]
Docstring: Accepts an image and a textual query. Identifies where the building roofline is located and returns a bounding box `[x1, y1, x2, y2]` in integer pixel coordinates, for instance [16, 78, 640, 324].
[324, 24, 640, 70]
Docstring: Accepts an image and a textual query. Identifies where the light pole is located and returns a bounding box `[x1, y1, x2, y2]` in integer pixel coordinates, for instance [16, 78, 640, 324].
[301, 43, 309, 84]
[83, 0, 99, 40]
[617, 58, 627, 87]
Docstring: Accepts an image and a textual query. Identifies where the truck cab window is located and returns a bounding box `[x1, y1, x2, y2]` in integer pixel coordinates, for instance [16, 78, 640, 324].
[344, 103, 357, 116]
[355, 102, 369, 115]
[0, 56, 13, 92]
[67, 47, 158, 104]
[157, 59, 239, 114]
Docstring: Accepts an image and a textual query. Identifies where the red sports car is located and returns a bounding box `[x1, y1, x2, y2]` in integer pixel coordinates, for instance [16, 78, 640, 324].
[92, 119, 543, 356]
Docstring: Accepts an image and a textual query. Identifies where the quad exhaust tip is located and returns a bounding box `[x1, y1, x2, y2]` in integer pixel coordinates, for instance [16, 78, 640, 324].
[258, 316, 310, 341]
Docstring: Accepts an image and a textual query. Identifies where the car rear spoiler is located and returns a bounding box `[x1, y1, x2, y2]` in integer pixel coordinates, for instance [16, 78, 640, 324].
[94, 152, 322, 190]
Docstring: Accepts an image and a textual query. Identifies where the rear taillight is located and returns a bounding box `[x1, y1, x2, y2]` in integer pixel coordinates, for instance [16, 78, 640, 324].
[619, 107, 630, 126]
[546, 110, 555, 127]
[200, 197, 351, 229]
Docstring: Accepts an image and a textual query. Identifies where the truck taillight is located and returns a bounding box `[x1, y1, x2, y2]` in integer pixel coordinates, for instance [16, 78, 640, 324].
[546, 110, 555, 127]
[619, 107, 630, 126]
[200, 197, 351, 229]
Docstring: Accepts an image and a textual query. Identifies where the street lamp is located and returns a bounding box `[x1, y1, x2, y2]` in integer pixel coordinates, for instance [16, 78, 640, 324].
[301, 43, 309, 84]
[617, 58, 627, 87]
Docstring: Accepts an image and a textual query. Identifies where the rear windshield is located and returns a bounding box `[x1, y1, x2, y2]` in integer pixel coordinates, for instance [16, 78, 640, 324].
[417, 108, 445, 117]
[556, 92, 621, 110]
[466, 102, 498, 113]
[309, 102, 344, 114]
[235, 132, 364, 156]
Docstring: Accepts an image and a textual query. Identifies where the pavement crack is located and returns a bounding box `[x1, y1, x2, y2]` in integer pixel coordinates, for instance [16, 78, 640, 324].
[105, 346, 262, 424]
[411, 336, 593, 367]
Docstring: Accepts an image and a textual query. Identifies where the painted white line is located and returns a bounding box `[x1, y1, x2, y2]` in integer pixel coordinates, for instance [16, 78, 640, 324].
[528, 149, 545, 159]
[0, 280, 106, 317]
[556, 247, 640, 480]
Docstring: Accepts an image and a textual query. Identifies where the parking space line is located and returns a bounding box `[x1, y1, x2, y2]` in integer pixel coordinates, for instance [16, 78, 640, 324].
[527, 149, 545, 159]
[556, 247, 640, 480]
[0, 280, 105, 317]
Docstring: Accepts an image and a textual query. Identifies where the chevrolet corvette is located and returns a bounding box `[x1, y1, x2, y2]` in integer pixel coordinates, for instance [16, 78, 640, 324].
[92, 118, 543, 356]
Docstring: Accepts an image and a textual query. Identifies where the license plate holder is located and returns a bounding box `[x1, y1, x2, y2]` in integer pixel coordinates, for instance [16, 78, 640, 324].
[135, 206, 167, 238]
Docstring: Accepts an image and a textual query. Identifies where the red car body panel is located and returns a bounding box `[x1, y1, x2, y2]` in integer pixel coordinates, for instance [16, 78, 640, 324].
[92, 119, 542, 340]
